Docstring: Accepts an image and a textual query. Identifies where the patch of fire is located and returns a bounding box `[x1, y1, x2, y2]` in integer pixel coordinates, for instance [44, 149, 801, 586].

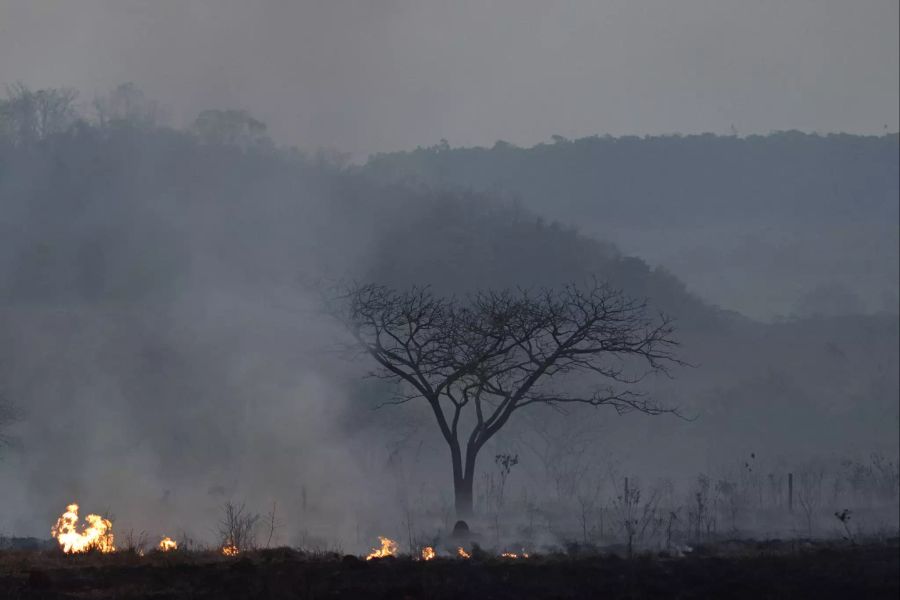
[221, 544, 239, 556]
[51, 503, 116, 554]
[456, 546, 471, 559]
[158, 537, 178, 552]
[421, 546, 436, 561]
[500, 550, 529, 559]
[366, 536, 398, 560]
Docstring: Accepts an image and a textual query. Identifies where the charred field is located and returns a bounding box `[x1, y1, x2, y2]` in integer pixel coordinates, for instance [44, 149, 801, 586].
[1, 538, 898, 600]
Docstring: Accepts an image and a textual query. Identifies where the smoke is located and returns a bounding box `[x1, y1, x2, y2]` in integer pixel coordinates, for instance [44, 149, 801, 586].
[0, 1, 896, 549]
[1, 0, 896, 157]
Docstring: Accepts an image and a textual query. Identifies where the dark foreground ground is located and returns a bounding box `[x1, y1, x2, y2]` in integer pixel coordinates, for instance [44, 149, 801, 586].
[1, 539, 897, 599]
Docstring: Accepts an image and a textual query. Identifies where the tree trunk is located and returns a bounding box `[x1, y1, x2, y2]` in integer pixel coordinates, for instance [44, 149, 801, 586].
[454, 474, 474, 519]
[451, 442, 478, 519]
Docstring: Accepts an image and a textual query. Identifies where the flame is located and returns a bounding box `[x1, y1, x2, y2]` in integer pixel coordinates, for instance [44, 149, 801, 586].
[500, 550, 529, 559]
[421, 546, 436, 561]
[51, 504, 115, 554]
[366, 536, 398, 560]
[222, 544, 240, 556]
[158, 537, 178, 552]
[457, 547, 470, 559]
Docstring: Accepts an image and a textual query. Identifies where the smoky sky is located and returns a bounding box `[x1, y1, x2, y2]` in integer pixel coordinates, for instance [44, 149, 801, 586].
[0, 0, 897, 157]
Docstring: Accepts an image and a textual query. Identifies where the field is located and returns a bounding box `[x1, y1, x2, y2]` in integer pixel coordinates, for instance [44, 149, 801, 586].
[1, 538, 897, 599]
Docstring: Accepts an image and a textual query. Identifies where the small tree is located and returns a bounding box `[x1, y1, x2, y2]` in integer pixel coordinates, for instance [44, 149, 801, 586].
[218, 502, 259, 552]
[796, 469, 824, 537]
[575, 472, 604, 544]
[611, 478, 661, 558]
[330, 280, 682, 518]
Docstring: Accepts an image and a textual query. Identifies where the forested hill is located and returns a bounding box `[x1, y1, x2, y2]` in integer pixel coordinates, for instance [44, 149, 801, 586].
[362, 133, 900, 320]
[363, 132, 899, 225]
[0, 118, 717, 328]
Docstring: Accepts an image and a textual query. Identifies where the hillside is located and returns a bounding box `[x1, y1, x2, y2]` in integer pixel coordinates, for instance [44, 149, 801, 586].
[363, 133, 900, 319]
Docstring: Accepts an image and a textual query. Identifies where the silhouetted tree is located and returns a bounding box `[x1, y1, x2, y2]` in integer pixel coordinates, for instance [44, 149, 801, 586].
[331, 280, 682, 517]
[93, 82, 164, 128]
[0, 394, 16, 456]
[0, 83, 78, 145]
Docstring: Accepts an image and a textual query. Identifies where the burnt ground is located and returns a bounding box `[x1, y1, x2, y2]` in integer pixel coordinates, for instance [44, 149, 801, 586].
[0, 539, 897, 599]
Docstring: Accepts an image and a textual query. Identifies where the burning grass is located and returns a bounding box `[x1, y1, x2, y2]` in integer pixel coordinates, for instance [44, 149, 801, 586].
[157, 537, 177, 552]
[50, 504, 115, 554]
[365, 536, 398, 560]
[7, 499, 893, 597]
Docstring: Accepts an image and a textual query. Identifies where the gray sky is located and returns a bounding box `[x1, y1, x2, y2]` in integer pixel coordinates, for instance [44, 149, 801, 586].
[1, 0, 897, 157]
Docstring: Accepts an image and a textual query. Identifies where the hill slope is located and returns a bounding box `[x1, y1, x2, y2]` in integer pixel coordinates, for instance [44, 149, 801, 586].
[363, 133, 900, 319]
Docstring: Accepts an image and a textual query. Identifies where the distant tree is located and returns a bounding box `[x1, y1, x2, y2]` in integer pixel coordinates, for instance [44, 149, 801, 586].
[0, 83, 79, 145]
[0, 394, 17, 456]
[330, 280, 682, 517]
[796, 468, 825, 537]
[93, 82, 164, 128]
[191, 109, 271, 148]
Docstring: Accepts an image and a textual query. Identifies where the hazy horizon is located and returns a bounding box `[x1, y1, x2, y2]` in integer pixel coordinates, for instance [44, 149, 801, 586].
[1, 0, 897, 158]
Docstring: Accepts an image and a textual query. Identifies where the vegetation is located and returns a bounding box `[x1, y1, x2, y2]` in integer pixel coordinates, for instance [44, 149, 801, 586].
[364, 132, 899, 228]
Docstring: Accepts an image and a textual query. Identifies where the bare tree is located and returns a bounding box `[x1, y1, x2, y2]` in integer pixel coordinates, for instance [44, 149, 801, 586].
[575, 471, 604, 544]
[689, 474, 717, 540]
[329, 280, 682, 518]
[218, 502, 260, 552]
[796, 469, 824, 537]
[611, 478, 661, 558]
[263, 502, 283, 548]
[524, 414, 597, 501]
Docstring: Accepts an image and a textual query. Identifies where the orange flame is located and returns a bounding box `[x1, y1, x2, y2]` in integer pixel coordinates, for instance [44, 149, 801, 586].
[500, 549, 529, 559]
[421, 546, 436, 561]
[158, 537, 178, 552]
[51, 504, 115, 554]
[366, 536, 398, 560]
[222, 544, 239, 556]
[457, 547, 470, 559]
